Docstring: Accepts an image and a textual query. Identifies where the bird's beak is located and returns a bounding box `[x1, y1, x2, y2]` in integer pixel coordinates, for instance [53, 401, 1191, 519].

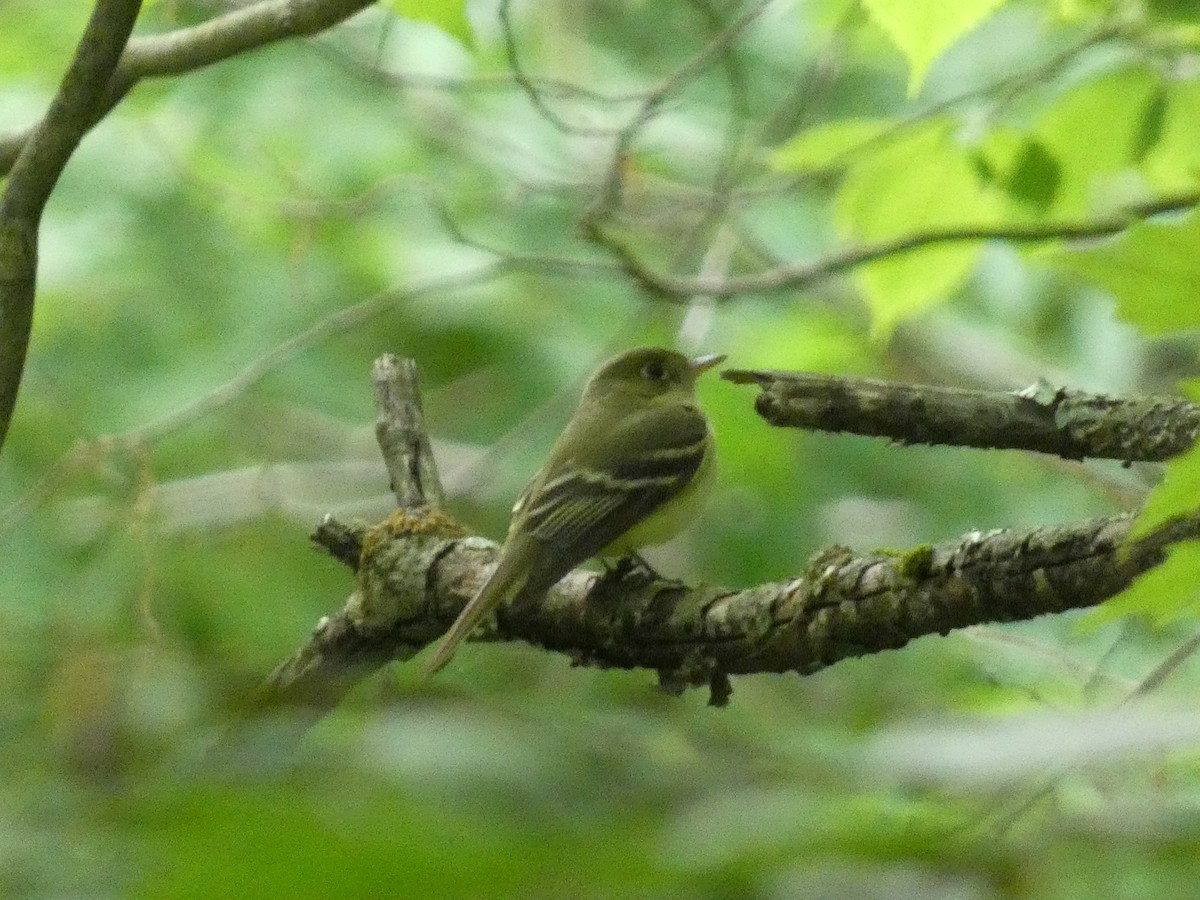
[689, 353, 726, 376]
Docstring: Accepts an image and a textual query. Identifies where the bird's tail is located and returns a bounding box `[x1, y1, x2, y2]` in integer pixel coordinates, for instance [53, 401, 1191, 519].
[422, 554, 530, 676]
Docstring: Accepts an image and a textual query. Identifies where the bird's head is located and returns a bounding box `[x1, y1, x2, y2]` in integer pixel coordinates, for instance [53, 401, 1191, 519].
[582, 347, 725, 405]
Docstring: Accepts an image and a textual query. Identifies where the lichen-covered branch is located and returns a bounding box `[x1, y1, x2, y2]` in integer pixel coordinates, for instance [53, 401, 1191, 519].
[266, 507, 1200, 712]
[259, 353, 450, 717]
[0, 0, 143, 452]
[262, 357, 1200, 721]
[723, 369, 1200, 463]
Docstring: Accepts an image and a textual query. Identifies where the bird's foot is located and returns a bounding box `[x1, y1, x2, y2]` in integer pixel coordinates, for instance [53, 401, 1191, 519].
[605, 552, 683, 588]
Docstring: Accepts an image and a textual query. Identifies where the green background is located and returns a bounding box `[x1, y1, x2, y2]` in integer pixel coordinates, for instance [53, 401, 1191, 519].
[4, 0, 1200, 896]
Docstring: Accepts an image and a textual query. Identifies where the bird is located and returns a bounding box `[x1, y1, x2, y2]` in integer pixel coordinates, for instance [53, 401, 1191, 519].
[423, 346, 724, 674]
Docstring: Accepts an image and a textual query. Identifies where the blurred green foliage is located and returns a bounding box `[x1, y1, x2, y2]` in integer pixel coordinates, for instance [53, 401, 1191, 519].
[4, 0, 1200, 897]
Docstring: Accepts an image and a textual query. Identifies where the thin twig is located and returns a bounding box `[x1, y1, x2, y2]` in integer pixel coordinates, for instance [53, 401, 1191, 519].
[0, 264, 504, 534]
[1124, 630, 1200, 701]
[585, 0, 774, 221]
[983, 626, 1200, 837]
[128, 263, 504, 445]
[308, 39, 650, 103]
[599, 191, 1200, 300]
[497, 0, 618, 137]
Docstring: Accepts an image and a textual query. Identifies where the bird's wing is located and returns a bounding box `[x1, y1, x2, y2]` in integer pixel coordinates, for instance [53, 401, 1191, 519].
[519, 402, 710, 559]
[422, 402, 709, 676]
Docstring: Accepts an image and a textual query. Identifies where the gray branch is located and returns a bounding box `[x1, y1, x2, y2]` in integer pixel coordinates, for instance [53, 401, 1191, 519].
[723, 369, 1200, 463]
[372, 354, 444, 508]
[0, 0, 377, 175]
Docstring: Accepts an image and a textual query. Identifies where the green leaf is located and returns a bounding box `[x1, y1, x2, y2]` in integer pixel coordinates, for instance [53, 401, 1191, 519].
[835, 119, 1000, 338]
[1050, 0, 1114, 23]
[383, 0, 472, 45]
[972, 127, 1060, 213]
[1089, 540, 1200, 626]
[1148, 0, 1200, 24]
[1142, 80, 1200, 193]
[1051, 213, 1200, 335]
[1131, 86, 1168, 163]
[1034, 66, 1163, 215]
[861, 0, 1011, 96]
[771, 119, 890, 172]
[1089, 387, 1200, 626]
[1131, 384, 1200, 539]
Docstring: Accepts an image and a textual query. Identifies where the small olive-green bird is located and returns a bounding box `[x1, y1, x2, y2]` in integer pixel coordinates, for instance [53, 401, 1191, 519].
[423, 346, 724, 674]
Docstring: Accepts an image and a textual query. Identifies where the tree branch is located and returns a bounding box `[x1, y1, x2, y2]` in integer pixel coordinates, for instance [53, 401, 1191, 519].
[434, 187, 1199, 308]
[592, 191, 1200, 300]
[0, 0, 380, 456]
[271, 505, 1200, 714]
[0, 0, 378, 176]
[0, 0, 143, 452]
[722, 370, 1200, 463]
[260, 358, 1200, 724]
[259, 354, 451, 720]
[120, 0, 376, 78]
[372, 353, 444, 508]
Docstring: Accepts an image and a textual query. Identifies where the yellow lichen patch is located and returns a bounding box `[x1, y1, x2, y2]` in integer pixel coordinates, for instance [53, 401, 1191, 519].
[359, 506, 469, 565]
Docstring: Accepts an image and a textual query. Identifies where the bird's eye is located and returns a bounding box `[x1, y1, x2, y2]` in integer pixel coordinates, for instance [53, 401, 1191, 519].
[641, 360, 667, 382]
